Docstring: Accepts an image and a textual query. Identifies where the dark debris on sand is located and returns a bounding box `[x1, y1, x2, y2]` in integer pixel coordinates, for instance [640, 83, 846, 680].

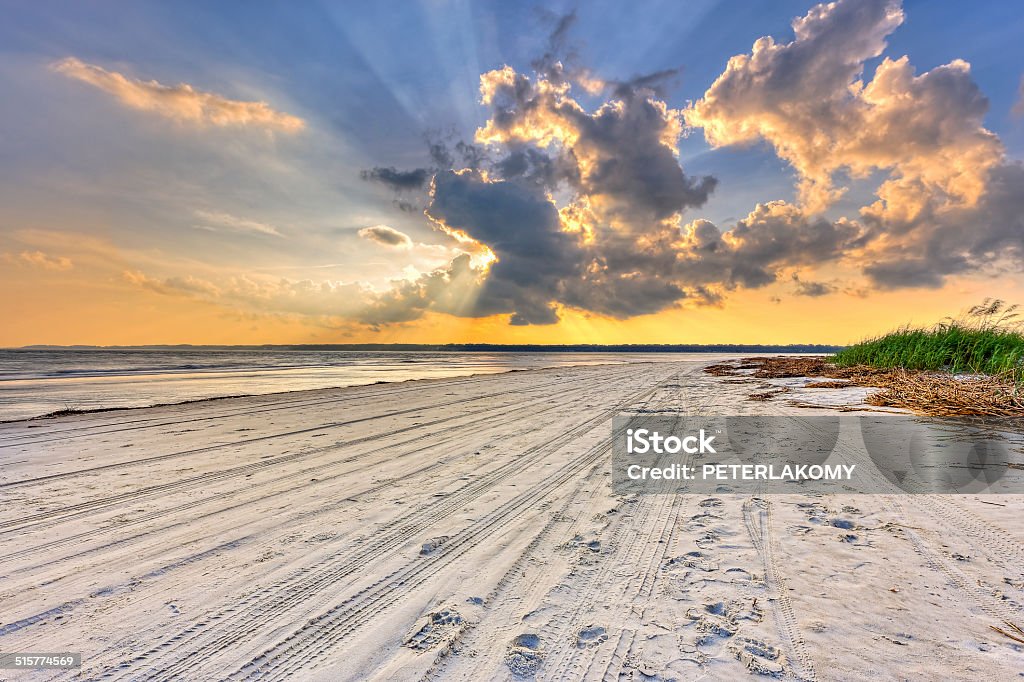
[705, 356, 1024, 417]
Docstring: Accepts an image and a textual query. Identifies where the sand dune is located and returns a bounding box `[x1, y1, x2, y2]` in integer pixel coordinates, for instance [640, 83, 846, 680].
[1, 359, 1022, 680]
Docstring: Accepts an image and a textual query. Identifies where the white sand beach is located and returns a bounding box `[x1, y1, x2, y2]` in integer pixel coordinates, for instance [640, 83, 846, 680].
[1, 358, 1023, 680]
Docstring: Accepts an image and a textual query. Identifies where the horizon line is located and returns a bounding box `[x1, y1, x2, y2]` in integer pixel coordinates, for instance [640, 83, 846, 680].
[5, 342, 846, 352]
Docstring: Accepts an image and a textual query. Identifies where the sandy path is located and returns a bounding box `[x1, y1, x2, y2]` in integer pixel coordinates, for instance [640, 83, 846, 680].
[0, 359, 1022, 680]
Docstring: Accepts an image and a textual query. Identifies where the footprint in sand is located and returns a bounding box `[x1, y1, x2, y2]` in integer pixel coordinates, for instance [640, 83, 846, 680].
[419, 536, 449, 556]
[576, 625, 608, 648]
[685, 598, 765, 647]
[685, 607, 737, 642]
[687, 512, 723, 527]
[729, 598, 764, 623]
[665, 551, 718, 573]
[404, 609, 463, 651]
[696, 530, 719, 549]
[724, 566, 762, 584]
[663, 552, 723, 597]
[505, 633, 544, 676]
[659, 548, 724, 598]
[559, 534, 603, 565]
[797, 501, 833, 525]
[729, 637, 785, 677]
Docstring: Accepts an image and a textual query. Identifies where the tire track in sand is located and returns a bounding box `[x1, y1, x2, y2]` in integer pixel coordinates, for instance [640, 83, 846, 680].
[216, 377, 671, 682]
[101, 369, 672, 681]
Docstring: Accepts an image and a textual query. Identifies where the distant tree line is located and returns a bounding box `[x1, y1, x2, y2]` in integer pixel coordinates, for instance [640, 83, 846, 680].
[19, 343, 845, 353]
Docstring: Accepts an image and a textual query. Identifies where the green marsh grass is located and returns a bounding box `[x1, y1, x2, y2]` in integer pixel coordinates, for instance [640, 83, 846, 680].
[832, 299, 1024, 383]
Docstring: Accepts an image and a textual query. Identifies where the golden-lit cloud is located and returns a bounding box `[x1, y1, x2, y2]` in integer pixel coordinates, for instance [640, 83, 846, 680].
[4, 250, 73, 271]
[122, 269, 220, 297]
[683, 0, 1024, 291]
[684, 0, 1001, 216]
[52, 57, 305, 132]
[476, 66, 581, 147]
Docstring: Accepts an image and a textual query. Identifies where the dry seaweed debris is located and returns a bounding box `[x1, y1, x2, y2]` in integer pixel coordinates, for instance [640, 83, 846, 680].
[865, 368, 1024, 417]
[990, 620, 1024, 646]
[704, 362, 758, 376]
[705, 356, 1024, 417]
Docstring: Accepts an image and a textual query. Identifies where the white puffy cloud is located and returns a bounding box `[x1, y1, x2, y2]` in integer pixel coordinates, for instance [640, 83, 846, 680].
[686, 0, 1023, 291]
[685, 0, 1001, 217]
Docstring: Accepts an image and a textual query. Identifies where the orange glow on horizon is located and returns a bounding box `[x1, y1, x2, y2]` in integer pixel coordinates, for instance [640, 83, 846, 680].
[3, 252, 1019, 347]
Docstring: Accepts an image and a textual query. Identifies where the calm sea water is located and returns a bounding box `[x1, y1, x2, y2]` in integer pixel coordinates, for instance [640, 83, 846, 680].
[0, 349, 705, 422]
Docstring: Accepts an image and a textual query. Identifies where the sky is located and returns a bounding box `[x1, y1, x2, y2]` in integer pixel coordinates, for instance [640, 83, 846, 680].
[1, 0, 1023, 346]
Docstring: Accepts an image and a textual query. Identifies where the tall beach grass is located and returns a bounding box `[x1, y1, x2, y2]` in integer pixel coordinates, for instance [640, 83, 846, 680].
[832, 299, 1024, 383]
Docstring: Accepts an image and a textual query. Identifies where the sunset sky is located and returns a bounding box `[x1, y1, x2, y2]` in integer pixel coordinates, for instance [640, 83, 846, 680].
[2, 0, 1024, 346]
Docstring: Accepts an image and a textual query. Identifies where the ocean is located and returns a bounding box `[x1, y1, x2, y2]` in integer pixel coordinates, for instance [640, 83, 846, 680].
[0, 348, 704, 422]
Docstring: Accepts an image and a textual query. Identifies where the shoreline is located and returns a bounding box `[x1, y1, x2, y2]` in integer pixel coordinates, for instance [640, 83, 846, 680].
[2, 351, 733, 424]
[3, 352, 802, 425]
[0, 364, 606, 425]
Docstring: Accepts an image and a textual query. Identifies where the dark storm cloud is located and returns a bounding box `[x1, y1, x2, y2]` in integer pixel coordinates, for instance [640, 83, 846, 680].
[862, 162, 1024, 289]
[358, 224, 412, 248]
[792, 274, 836, 297]
[675, 204, 860, 291]
[567, 91, 717, 221]
[863, 259, 949, 289]
[360, 166, 429, 191]
[610, 68, 681, 99]
[476, 61, 716, 221]
[530, 10, 580, 84]
[428, 170, 581, 325]
[493, 146, 580, 189]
